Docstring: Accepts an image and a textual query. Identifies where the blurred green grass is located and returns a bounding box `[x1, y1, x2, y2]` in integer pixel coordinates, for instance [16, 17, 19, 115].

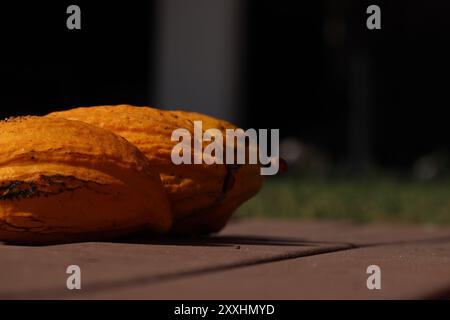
[236, 176, 450, 225]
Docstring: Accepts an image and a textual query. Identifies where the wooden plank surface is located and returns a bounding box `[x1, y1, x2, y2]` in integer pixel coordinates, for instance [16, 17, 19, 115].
[121, 240, 450, 300]
[1, 218, 449, 299]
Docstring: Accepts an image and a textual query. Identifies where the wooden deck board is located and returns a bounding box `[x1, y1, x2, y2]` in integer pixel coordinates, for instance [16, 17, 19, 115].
[1, 218, 449, 299]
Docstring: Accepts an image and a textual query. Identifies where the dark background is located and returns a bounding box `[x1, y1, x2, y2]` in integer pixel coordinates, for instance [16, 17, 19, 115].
[0, 1, 449, 172]
[0, 2, 152, 112]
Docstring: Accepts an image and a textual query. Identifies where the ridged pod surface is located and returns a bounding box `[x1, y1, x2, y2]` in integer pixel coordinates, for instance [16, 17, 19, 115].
[0, 116, 172, 244]
[48, 105, 265, 234]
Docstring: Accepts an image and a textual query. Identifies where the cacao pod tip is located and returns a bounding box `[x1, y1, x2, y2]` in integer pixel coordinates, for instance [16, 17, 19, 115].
[279, 157, 288, 174]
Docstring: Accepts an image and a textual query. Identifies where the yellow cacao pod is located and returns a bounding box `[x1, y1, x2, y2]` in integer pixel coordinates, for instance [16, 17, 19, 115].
[0, 116, 172, 244]
[48, 105, 264, 234]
